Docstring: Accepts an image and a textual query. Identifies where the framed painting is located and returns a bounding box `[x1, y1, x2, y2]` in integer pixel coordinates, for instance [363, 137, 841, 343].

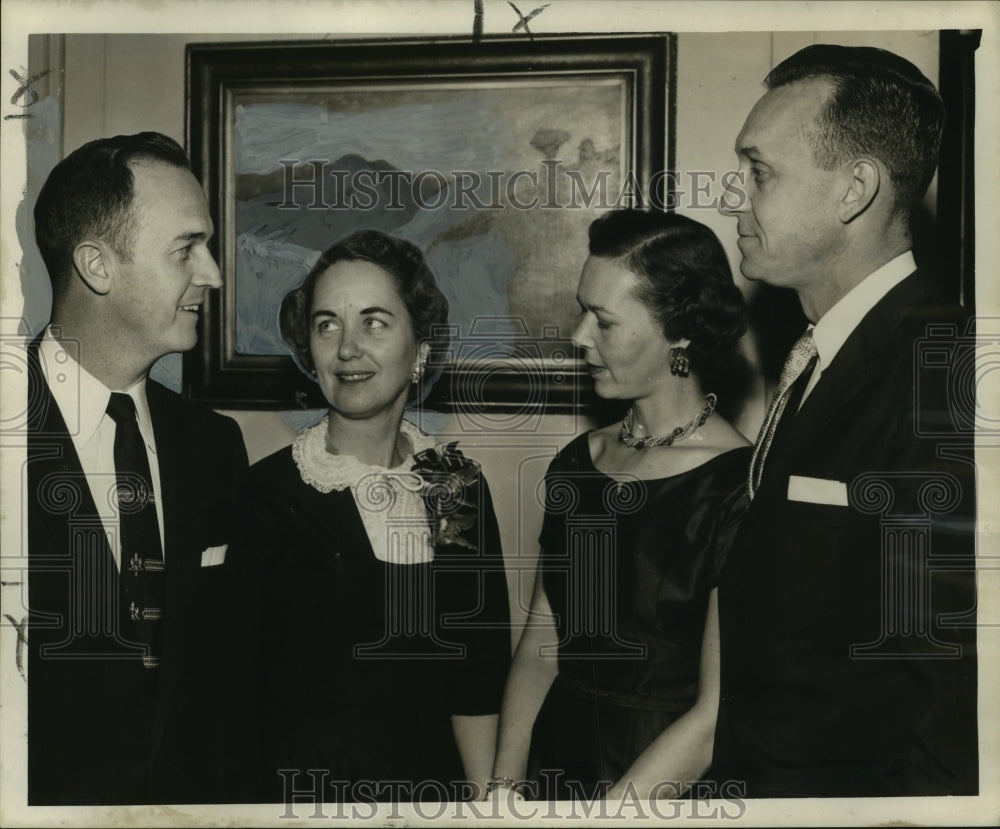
[186, 34, 673, 412]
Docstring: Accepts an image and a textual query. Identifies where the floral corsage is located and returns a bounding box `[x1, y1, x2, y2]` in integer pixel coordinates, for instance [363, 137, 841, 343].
[411, 442, 481, 551]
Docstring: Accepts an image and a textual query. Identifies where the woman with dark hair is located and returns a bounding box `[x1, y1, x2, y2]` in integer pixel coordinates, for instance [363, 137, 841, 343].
[235, 230, 510, 802]
[489, 209, 751, 802]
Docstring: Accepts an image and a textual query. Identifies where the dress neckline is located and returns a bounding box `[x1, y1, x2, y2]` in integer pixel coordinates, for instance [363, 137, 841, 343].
[292, 415, 438, 494]
[581, 432, 752, 485]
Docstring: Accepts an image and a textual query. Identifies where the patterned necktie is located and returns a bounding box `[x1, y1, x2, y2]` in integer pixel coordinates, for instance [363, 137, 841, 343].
[747, 330, 819, 500]
[107, 392, 164, 669]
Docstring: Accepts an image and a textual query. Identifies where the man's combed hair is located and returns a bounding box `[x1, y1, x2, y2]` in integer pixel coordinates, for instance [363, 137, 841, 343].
[33, 132, 191, 295]
[766, 44, 945, 216]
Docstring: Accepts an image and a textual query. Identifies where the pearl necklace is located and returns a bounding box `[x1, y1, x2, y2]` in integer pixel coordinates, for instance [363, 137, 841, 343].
[618, 393, 718, 449]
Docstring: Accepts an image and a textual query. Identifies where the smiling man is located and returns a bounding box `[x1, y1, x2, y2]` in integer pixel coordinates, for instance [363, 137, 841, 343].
[714, 46, 978, 797]
[26, 132, 249, 804]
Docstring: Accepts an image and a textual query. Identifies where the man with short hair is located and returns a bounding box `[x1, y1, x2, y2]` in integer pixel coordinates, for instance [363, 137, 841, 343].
[714, 45, 977, 797]
[26, 132, 249, 804]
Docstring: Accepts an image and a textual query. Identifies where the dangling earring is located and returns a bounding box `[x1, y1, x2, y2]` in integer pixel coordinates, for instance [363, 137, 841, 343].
[410, 357, 426, 384]
[669, 346, 690, 377]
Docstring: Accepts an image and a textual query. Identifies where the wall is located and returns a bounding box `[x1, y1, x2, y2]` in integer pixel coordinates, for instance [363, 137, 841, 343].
[22, 29, 940, 630]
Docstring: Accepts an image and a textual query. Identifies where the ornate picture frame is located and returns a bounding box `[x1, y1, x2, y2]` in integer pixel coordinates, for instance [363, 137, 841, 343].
[186, 34, 674, 412]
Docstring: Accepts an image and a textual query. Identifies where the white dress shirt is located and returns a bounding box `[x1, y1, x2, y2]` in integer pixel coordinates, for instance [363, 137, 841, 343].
[800, 251, 917, 406]
[38, 327, 165, 568]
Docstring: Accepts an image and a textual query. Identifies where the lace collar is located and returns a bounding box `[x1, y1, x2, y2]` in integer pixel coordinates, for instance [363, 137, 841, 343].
[292, 415, 439, 494]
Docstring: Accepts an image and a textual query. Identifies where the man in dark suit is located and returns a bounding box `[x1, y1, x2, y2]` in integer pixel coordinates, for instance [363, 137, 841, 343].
[26, 132, 249, 804]
[713, 45, 977, 796]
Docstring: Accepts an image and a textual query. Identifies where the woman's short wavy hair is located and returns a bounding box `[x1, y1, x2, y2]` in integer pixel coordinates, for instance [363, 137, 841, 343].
[588, 209, 747, 377]
[280, 229, 450, 374]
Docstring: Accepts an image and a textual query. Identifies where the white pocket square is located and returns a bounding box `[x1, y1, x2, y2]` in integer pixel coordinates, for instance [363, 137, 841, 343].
[787, 475, 849, 506]
[200, 544, 228, 567]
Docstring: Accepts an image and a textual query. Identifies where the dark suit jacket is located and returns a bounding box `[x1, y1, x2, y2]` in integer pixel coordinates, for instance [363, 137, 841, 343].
[25, 336, 249, 805]
[713, 270, 978, 797]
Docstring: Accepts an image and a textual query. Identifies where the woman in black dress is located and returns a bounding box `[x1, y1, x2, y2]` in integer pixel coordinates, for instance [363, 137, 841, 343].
[490, 210, 750, 801]
[235, 230, 510, 802]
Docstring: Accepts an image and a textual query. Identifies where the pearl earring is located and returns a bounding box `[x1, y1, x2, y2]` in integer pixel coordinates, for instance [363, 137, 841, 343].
[410, 360, 425, 384]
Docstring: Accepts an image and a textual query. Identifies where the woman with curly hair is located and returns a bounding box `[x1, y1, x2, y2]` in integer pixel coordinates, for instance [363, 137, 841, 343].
[490, 209, 751, 802]
[235, 230, 510, 803]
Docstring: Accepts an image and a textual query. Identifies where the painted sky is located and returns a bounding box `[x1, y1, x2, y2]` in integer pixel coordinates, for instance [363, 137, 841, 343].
[232, 81, 625, 359]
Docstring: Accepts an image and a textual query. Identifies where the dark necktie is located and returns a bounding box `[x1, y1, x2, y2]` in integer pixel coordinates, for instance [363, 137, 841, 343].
[106, 392, 164, 669]
[748, 331, 819, 500]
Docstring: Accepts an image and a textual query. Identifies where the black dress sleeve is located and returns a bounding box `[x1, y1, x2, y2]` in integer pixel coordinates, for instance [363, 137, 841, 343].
[709, 449, 753, 586]
[434, 472, 511, 716]
[537, 435, 584, 555]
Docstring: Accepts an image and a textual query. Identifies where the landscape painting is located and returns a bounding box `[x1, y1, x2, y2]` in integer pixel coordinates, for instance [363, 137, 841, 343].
[186, 36, 672, 411]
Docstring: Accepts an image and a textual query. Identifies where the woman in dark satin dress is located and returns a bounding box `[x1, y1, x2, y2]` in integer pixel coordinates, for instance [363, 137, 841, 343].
[234, 230, 510, 803]
[490, 209, 751, 802]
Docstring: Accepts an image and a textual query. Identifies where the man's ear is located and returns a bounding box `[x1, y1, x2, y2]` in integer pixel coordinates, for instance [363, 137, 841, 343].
[838, 158, 880, 223]
[71, 241, 114, 295]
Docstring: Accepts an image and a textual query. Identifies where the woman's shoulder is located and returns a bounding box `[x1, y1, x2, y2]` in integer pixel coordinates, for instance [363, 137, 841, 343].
[658, 415, 751, 478]
[244, 444, 308, 504]
[704, 413, 753, 451]
[249, 443, 297, 480]
[690, 443, 753, 487]
[667, 413, 752, 478]
[690, 419, 753, 481]
[546, 430, 598, 473]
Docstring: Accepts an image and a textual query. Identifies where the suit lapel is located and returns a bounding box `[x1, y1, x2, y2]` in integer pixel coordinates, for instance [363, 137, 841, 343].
[144, 382, 199, 751]
[28, 336, 88, 479]
[27, 336, 112, 573]
[751, 335, 868, 507]
[741, 270, 935, 525]
[26, 337, 159, 673]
